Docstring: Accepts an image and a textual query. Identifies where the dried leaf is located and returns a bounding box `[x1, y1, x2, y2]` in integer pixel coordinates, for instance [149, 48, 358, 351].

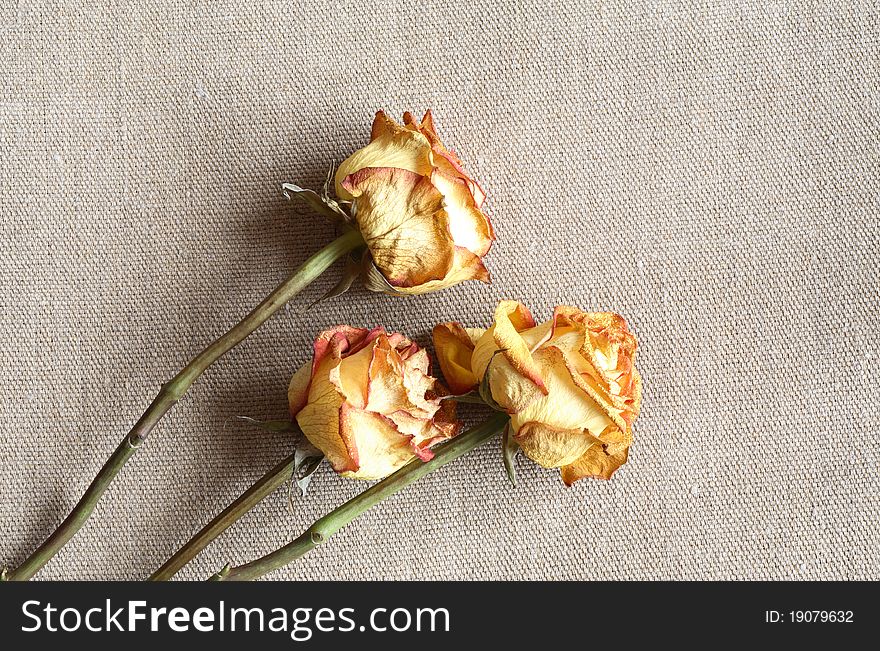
[294, 440, 325, 496]
[309, 254, 362, 307]
[321, 161, 335, 200]
[502, 422, 520, 488]
[321, 161, 351, 217]
[320, 166, 352, 221]
[236, 416, 297, 434]
[282, 182, 349, 222]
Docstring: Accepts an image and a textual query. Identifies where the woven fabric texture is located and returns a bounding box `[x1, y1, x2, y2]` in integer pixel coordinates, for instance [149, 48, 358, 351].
[1, 1, 878, 580]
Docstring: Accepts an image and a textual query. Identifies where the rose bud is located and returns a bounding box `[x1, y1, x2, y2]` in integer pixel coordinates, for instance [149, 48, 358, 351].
[334, 110, 494, 295]
[433, 301, 642, 484]
[289, 325, 460, 480]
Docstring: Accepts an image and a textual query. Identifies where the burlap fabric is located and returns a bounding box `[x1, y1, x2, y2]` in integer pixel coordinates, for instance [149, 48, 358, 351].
[1, 1, 877, 580]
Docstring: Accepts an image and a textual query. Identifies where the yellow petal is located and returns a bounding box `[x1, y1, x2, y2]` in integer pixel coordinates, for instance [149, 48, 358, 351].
[335, 112, 433, 200]
[560, 425, 631, 484]
[518, 319, 558, 353]
[471, 301, 533, 377]
[342, 167, 455, 288]
[550, 307, 642, 432]
[387, 408, 457, 451]
[513, 421, 597, 468]
[484, 351, 547, 413]
[288, 361, 312, 417]
[385, 246, 489, 295]
[405, 109, 488, 208]
[432, 322, 484, 395]
[399, 347, 439, 415]
[365, 336, 434, 418]
[509, 347, 615, 435]
[470, 301, 546, 412]
[418, 109, 436, 133]
[338, 404, 418, 480]
[328, 339, 374, 410]
[296, 325, 462, 480]
[296, 353, 357, 473]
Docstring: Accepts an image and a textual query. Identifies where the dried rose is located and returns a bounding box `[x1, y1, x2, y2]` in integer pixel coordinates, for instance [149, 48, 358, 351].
[290, 325, 459, 480]
[433, 301, 642, 483]
[334, 110, 494, 295]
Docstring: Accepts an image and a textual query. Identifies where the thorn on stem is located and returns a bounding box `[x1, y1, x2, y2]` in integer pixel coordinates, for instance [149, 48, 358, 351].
[209, 564, 231, 581]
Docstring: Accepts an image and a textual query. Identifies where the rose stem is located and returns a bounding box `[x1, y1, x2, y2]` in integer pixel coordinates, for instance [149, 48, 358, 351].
[209, 412, 510, 581]
[149, 396, 488, 581]
[4, 229, 365, 581]
[148, 454, 295, 581]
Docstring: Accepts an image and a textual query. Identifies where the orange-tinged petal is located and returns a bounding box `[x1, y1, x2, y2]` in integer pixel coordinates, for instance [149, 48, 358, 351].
[431, 395, 460, 441]
[365, 336, 434, 418]
[335, 112, 433, 200]
[433, 150, 486, 209]
[432, 322, 484, 395]
[311, 325, 380, 374]
[342, 167, 454, 288]
[504, 300, 536, 330]
[401, 342, 429, 371]
[337, 111, 492, 295]
[370, 110, 396, 141]
[387, 409, 457, 449]
[509, 346, 615, 434]
[294, 326, 461, 481]
[386, 246, 489, 295]
[405, 109, 488, 209]
[455, 302, 641, 484]
[560, 425, 631, 484]
[399, 347, 439, 414]
[514, 421, 597, 468]
[550, 307, 641, 432]
[420, 109, 436, 134]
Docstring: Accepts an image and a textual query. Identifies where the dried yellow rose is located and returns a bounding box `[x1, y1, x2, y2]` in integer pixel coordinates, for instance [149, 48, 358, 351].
[433, 301, 642, 484]
[290, 325, 459, 480]
[335, 110, 494, 294]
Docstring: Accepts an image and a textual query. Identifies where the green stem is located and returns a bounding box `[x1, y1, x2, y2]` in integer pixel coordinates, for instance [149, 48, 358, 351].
[148, 454, 296, 581]
[155, 408, 499, 581]
[210, 412, 509, 581]
[6, 229, 364, 581]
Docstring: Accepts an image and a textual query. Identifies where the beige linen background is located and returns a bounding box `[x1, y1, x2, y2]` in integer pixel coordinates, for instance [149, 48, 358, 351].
[1, 0, 878, 580]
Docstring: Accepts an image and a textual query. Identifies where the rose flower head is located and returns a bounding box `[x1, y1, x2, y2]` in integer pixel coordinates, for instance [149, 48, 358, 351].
[334, 110, 494, 295]
[289, 325, 460, 480]
[433, 301, 642, 484]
